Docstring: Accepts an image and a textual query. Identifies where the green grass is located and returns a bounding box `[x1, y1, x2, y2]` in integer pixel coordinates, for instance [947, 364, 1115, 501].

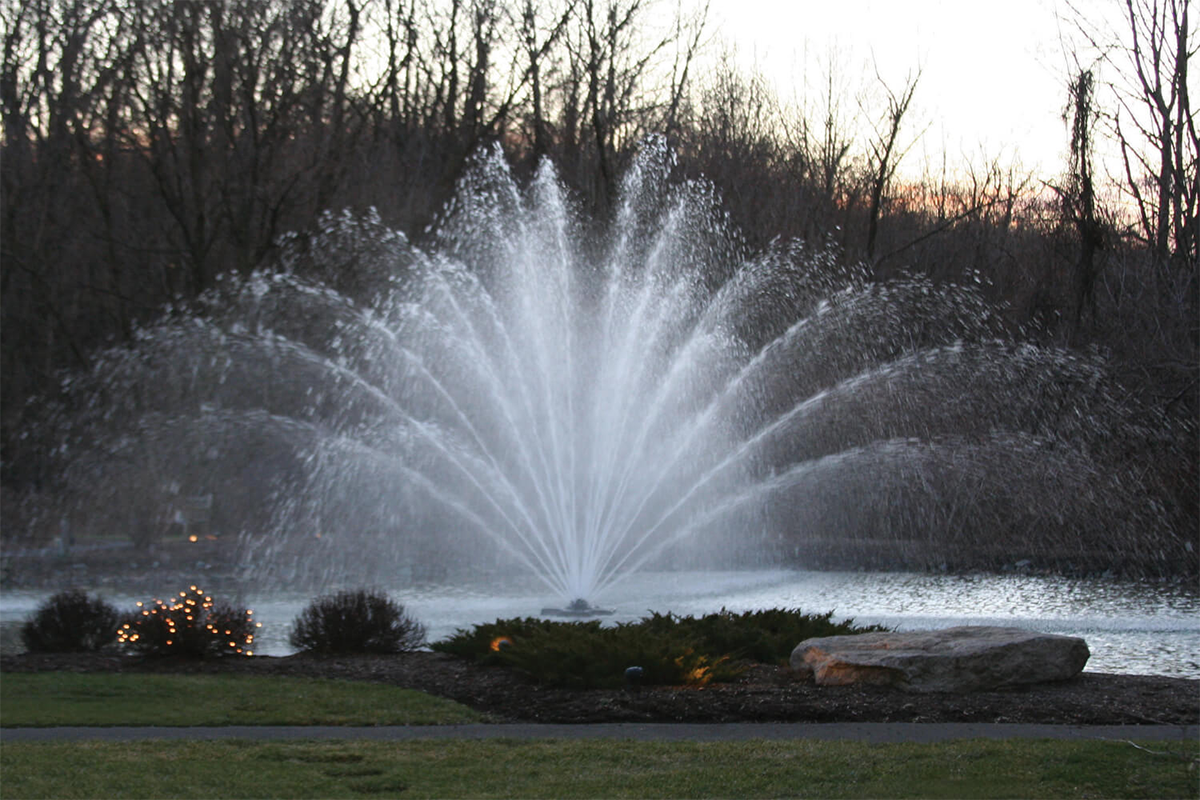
[1, 738, 1196, 799]
[0, 673, 485, 726]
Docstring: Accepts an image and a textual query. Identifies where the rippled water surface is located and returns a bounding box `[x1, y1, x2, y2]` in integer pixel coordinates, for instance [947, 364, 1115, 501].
[3, 570, 1197, 678]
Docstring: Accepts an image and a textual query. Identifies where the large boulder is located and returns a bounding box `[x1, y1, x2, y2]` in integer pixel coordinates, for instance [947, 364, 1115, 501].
[790, 626, 1089, 692]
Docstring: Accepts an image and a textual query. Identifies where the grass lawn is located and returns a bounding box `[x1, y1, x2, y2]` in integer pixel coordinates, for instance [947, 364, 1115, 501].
[0, 673, 486, 726]
[1, 737, 1197, 799]
[2, 672, 1196, 798]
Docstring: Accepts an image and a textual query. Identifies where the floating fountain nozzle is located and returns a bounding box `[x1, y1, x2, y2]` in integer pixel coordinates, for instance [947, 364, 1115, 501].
[540, 598, 615, 617]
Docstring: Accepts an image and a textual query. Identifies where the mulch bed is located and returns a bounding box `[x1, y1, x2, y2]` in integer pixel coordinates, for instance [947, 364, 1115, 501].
[4, 651, 1197, 726]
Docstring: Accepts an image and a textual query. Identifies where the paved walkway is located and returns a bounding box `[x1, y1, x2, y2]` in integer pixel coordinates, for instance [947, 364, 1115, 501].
[4, 723, 1197, 744]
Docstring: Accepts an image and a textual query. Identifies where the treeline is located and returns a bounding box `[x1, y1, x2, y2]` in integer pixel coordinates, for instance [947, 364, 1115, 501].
[2, 0, 1196, 463]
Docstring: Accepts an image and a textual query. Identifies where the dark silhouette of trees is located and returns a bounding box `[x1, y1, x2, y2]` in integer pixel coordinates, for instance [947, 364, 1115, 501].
[1055, 0, 1196, 415]
[1, 0, 1194, 543]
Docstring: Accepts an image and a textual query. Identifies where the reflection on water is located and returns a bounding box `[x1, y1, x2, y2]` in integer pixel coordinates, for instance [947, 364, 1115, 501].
[3, 570, 1197, 678]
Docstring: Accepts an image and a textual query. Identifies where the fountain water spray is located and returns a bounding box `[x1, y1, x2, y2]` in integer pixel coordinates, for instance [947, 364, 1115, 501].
[23, 138, 1190, 602]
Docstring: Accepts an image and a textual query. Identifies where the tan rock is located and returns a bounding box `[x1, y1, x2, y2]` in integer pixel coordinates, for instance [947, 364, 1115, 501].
[790, 626, 1089, 692]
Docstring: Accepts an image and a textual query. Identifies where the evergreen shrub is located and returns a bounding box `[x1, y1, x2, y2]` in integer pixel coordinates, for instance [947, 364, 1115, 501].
[432, 617, 592, 665]
[432, 607, 888, 688]
[638, 608, 887, 664]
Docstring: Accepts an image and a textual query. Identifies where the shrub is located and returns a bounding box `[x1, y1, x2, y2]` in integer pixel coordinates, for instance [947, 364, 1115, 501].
[497, 622, 742, 689]
[289, 589, 427, 654]
[20, 590, 119, 653]
[117, 586, 257, 658]
[432, 617, 596, 665]
[434, 616, 739, 689]
[431, 607, 889, 688]
[637, 608, 888, 665]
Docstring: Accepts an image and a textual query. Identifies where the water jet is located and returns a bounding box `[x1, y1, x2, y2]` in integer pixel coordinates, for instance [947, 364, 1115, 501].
[11, 138, 1192, 606]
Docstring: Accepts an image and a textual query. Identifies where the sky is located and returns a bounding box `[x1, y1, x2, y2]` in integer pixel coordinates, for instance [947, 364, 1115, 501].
[707, 0, 1079, 180]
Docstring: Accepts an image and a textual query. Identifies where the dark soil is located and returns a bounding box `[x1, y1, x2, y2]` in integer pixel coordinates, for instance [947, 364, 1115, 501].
[3, 651, 1197, 726]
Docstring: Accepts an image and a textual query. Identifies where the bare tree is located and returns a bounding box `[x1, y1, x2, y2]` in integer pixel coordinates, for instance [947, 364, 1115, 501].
[662, 0, 708, 138]
[1113, 0, 1196, 268]
[515, 0, 578, 157]
[1064, 0, 1197, 268]
[573, 0, 676, 208]
[816, 58, 856, 214]
[863, 66, 922, 262]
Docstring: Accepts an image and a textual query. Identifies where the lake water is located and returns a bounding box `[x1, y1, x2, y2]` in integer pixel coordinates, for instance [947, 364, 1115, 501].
[3, 570, 1197, 678]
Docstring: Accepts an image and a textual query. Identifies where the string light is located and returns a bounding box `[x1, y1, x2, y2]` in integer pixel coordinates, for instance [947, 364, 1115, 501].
[116, 585, 255, 657]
